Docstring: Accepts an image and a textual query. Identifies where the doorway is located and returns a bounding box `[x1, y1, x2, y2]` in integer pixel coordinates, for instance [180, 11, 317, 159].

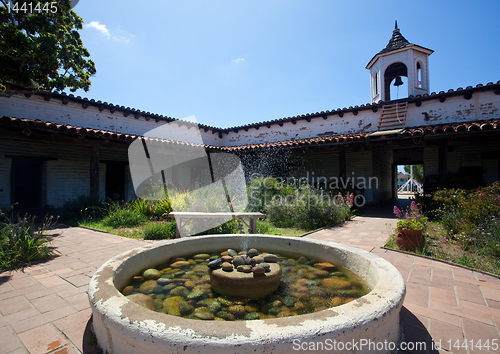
[11, 158, 43, 208]
[106, 162, 126, 201]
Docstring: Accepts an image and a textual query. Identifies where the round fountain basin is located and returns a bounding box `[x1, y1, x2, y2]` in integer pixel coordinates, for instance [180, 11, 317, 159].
[210, 262, 282, 298]
[88, 235, 405, 354]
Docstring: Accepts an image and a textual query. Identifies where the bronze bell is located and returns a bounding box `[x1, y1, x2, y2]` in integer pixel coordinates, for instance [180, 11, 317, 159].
[393, 76, 404, 86]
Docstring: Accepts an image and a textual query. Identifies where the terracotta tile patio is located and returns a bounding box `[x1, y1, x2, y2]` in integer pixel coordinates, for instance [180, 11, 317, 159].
[0, 201, 499, 353]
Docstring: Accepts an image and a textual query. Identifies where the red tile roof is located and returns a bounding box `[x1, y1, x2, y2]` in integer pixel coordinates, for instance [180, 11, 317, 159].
[1, 116, 500, 152]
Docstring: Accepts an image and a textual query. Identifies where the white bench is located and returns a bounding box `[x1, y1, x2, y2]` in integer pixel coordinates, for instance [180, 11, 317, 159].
[168, 212, 265, 238]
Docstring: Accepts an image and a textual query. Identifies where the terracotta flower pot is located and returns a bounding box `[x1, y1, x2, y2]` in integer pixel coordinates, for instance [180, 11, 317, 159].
[396, 227, 425, 251]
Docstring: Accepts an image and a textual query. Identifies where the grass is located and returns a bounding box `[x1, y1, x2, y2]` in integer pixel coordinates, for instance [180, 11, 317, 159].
[80, 217, 307, 240]
[385, 221, 500, 276]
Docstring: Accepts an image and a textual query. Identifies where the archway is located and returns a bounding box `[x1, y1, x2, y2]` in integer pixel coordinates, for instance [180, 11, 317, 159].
[384, 62, 408, 101]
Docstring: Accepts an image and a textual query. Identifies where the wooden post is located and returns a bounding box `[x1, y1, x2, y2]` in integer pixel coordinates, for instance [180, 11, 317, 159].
[90, 141, 100, 203]
[438, 139, 448, 186]
[250, 216, 257, 234]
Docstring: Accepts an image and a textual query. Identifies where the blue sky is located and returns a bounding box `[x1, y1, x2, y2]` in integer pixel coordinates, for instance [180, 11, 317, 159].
[70, 0, 500, 128]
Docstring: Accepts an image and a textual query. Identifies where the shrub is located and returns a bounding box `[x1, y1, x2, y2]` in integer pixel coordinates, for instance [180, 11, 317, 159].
[101, 209, 146, 228]
[143, 222, 177, 240]
[130, 198, 172, 218]
[260, 178, 354, 231]
[0, 211, 58, 269]
[61, 194, 103, 220]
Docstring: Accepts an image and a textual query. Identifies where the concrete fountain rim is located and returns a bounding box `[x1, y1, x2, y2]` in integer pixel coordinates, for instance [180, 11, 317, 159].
[88, 234, 406, 353]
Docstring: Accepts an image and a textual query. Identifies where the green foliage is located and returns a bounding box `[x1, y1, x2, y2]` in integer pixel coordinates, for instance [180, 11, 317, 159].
[0, 211, 58, 269]
[130, 198, 172, 218]
[143, 222, 176, 240]
[101, 209, 146, 228]
[0, 0, 96, 92]
[247, 177, 354, 231]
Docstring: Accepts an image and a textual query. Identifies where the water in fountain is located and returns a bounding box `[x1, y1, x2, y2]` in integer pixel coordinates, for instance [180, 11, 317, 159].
[121, 248, 369, 321]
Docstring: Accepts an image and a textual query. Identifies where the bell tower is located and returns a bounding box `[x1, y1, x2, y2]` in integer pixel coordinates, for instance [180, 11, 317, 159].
[366, 22, 433, 103]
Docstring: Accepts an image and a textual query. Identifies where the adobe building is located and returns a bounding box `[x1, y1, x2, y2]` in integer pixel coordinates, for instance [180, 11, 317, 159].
[1, 24, 499, 210]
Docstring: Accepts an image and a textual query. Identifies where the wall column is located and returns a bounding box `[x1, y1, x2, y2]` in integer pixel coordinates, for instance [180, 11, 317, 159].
[90, 141, 100, 203]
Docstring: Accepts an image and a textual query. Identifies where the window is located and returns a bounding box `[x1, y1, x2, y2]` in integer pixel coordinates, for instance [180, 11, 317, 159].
[374, 71, 379, 95]
[416, 62, 422, 88]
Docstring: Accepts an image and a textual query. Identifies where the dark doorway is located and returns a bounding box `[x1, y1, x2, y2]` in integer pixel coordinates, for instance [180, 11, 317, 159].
[11, 158, 43, 208]
[106, 162, 126, 200]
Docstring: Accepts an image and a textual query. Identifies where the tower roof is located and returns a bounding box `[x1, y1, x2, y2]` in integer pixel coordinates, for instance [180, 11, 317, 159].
[366, 22, 433, 69]
[378, 21, 412, 54]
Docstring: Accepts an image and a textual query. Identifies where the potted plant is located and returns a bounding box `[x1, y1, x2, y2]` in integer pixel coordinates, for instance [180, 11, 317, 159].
[393, 201, 427, 251]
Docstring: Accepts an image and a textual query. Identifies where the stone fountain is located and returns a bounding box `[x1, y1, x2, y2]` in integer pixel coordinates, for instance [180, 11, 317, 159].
[88, 235, 405, 354]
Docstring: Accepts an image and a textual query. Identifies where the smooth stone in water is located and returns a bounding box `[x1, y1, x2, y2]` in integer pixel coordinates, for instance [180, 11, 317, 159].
[156, 278, 173, 286]
[263, 254, 279, 263]
[193, 253, 210, 260]
[228, 250, 238, 257]
[169, 286, 190, 297]
[217, 297, 233, 307]
[283, 296, 295, 307]
[221, 262, 233, 272]
[252, 266, 265, 277]
[126, 294, 155, 311]
[132, 276, 144, 282]
[313, 269, 330, 278]
[170, 261, 191, 269]
[221, 256, 233, 263]
[163, 296, 185, 316]
[178, 301, 194, 315]
[268, 307, 282, 315]
[253, 256, 265, 264]
[139, 280, 157, 294]
[247, 248, 259, 257]
[194, 310, 215, 320]
[187, 289, 206, 300]
[143, 268, 161, 280]
[314, 262, 337, 272]
[122, 286, 134, 296]
[228, 305, 246, 316]
[207, 259, 222, 269]
[245, 257, 256, 266]
[244, 312, 260, 320]
[232, 256, 245, 266]
[258, 262, 270, 270]
[152, 285, 164, 294]
[298, 256, 308, 264]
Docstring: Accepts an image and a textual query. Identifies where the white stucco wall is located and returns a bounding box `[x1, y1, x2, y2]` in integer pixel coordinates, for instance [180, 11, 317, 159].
[2, 87, 498, 148]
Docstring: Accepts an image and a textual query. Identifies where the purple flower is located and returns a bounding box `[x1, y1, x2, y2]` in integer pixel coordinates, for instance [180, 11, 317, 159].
[393, 206, 402, 218]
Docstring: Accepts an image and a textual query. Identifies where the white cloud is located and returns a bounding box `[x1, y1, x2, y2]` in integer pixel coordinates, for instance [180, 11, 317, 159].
[232, 58, 245, 64]
[84, 21, 110, 39]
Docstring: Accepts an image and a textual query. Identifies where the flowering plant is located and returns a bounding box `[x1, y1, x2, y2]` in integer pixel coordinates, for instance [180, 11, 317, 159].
[393, 201, 428, 231]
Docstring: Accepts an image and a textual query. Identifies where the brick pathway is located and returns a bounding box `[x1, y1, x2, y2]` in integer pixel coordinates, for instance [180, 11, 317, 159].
[305, 200, 500, 354]
[0, 203, 499, 353]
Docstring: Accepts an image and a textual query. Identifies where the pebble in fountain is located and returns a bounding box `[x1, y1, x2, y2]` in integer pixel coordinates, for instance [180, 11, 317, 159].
[208, 248, 282, 299]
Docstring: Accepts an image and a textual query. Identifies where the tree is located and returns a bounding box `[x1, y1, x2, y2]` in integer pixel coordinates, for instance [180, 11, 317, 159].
[0, 0, 95, 92]
[404, 165, 423, 183]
